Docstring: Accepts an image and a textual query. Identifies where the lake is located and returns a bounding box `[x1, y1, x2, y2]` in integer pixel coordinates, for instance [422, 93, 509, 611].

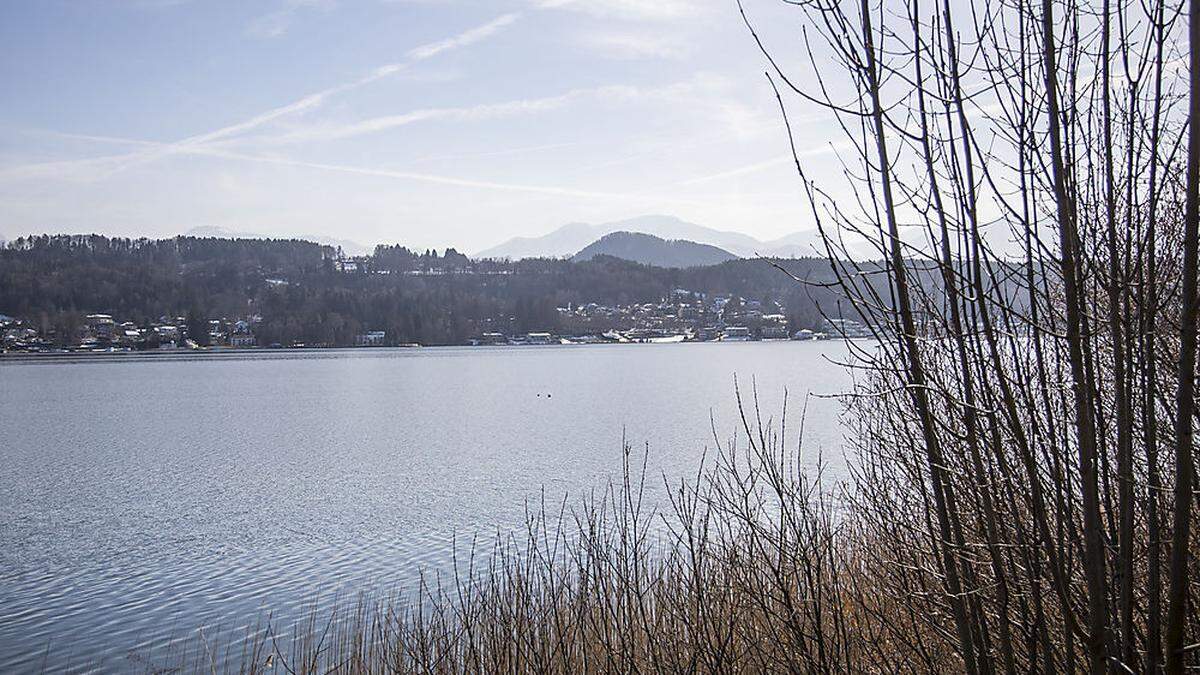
[0, 341, 854, 671]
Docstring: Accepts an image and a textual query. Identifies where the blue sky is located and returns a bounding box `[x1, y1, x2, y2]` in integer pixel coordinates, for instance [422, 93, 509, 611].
[0, 0, 833, 252]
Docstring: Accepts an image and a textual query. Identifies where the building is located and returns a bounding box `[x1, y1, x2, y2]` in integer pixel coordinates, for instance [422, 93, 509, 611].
[722, 326, 751, 341]
[84, 314, 115, 339]
[230, 334, 257, 348]
[355, 331, 386, 347]
[207, 320, 226, 344]
[761, 324, 790, 340]
[827, 318, 871, 338]
[525, 332, 554, 345]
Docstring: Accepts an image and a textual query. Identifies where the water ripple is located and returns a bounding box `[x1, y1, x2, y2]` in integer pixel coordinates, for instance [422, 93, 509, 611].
[0, 343, 851, 671]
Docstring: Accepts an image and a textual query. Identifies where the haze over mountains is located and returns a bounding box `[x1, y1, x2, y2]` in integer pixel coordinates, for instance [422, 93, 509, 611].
[5, 215, 821, 264]
[476, 215, 819, 260]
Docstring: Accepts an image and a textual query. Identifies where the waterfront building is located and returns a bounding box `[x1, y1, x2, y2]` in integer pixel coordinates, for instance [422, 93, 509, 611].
[355, 331, 387, 347]
[722, 326, 751, 341]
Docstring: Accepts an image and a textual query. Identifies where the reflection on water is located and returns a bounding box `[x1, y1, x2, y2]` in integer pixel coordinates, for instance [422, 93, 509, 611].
[0, 342, 852, 670]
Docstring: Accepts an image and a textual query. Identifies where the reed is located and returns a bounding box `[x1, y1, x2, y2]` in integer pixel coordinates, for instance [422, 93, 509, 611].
[162, 419, 869, 673]
[134, 378, 1196, 673]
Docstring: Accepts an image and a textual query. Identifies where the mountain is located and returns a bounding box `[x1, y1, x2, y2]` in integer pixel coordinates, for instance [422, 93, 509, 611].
[185, 226, 370, 256]
[571, 232, 739, 268]
[476, 214, 819, 260]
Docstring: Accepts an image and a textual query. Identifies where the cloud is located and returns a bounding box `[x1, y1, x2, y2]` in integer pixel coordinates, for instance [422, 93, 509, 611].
[262, 76, 730, 144]
[674, 156, 791, 186]
[245, 10, 293, 38]
[3, 133, 628, 199]
[267, 88, 594, 143]
[537, 0, 695, 20]
[127, 0, 193, 8]
[0, 153, 136, 182]
[245, 0, 337, 39]
[211, 151, 626, 199]
[670, 135, 856, 189]
[405, 13, 519, 60]
[1, 11, 522, 181]
[578, 31, 687, 60]
[2, 70, 749, 187]
[410, 140, 590, 165]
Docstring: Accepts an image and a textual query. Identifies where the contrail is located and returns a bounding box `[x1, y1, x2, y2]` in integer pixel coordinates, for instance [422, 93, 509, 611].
[1, 12, 523, 181]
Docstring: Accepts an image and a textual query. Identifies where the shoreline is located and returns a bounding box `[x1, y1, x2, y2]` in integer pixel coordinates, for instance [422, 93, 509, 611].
[0, 338, 856, 362]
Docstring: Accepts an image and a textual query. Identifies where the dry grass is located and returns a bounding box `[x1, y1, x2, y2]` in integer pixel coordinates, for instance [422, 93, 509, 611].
[124, 376, 1198, 675]
[128, 395, 938, 674]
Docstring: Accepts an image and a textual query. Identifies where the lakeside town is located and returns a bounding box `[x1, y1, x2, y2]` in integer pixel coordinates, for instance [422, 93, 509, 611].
[7, 0, 1200, 669]
[0, 288, 871, 354]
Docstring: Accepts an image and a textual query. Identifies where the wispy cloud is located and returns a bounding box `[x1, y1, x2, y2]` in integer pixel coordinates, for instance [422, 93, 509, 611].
[245, 11, 293, 39]
[269, 93, 581, 143]
[406, 13, 519, 60]
[212, 151, 626, 199]
[207, 13, 521, 145]
[127, 0, 193, 9]
[2, 132, 629, 199]
[409, 140, 591, 165]
[1, 11, 522, 181]
[671, 137, 852, 188]
[537, 0, 695, 20]
[245, 0, 337, 40]
[578, 31, 687, 60]
[260, 76, 729, 144]
[674, 156, 790, 186]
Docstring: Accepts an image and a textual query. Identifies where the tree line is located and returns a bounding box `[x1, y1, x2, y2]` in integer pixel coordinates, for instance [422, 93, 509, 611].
[740, 0, 1200, 669]
[0, 233, 844, 346]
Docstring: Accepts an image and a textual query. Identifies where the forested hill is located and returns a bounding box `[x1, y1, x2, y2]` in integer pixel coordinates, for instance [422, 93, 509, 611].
[571, 232, 738, 268]
[0, 234, 846, 347]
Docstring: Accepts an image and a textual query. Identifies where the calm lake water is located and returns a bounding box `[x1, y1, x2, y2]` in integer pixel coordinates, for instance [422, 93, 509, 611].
[0, 341, 854, 672]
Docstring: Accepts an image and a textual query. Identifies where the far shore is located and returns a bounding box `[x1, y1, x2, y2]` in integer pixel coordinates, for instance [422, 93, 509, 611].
[0, 337, 862, 362]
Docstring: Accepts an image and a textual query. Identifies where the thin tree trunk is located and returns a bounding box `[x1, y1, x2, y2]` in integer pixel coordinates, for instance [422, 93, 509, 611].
[1039, 0, 1111, 669]
[1144, 5, 1168, 670]
[859, 0, 978, 670]
[1165, 0, 1200, 670]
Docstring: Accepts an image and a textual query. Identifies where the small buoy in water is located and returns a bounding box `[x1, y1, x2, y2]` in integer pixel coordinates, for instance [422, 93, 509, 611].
[547, 393, 552, 398]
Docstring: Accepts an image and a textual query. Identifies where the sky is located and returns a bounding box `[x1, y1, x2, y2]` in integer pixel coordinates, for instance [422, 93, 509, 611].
[0, 0, 838, 253]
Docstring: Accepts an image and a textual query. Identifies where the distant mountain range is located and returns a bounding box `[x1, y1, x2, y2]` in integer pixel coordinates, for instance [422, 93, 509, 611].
[572, 232, 739, 268]
[185, 226, 370, 256]
[5, 216, 816, 261]
[476, 215, 819, 260]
